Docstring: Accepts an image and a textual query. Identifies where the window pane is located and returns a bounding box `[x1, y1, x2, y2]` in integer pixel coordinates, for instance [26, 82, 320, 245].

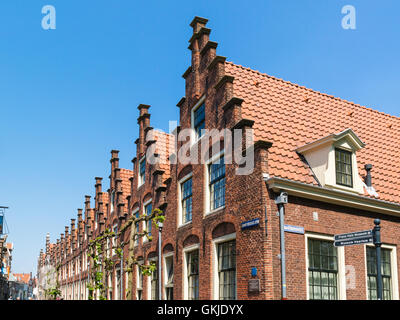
[335, 148, 353, 187]
[307, 239, 338, 300]
[218, 240, 236, 300]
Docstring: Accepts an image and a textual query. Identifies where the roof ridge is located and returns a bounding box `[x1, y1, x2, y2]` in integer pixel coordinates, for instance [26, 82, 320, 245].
[226, 61, 399, 121]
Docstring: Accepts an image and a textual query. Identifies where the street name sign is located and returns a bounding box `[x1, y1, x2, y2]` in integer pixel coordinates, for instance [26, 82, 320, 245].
[334, 229, 373, 247]
[284, 224, 305, 234]
[241, 218, 260, 230]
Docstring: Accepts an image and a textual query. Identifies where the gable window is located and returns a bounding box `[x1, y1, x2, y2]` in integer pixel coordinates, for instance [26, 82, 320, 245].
[307, 238, 338, 300]
[112, 224, 118, 256]
[209, 156, 226, 211]
[193, 103, 205, 140]
[143, 201, 152, 241]
[182, 177, 193, 223]
[139, 157, 146, 187]
[187, 250, 199, 300]
[335, 148, 353, 187]
[218, 240, 236, 300]
[164, 255, 174, 300]
[111, 190, 115, 213]
[133, 209, 140, 246]
[367, 247, 393, 300]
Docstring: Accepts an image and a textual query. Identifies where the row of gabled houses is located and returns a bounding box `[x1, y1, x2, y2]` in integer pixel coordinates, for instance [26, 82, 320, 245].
[38, 16, 400, 300]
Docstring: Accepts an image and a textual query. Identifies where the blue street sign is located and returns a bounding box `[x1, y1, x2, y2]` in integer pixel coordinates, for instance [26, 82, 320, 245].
[241, 218, 260, 230]
[284, 225, 305, 234]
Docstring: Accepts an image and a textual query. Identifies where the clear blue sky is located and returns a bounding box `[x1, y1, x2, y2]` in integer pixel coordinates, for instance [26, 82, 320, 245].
[0, 0, 399, 274]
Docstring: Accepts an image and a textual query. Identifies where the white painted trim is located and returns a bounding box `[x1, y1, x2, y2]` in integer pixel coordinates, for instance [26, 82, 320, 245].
[305, 232, 346, 300]
[211, 233, 236, 300]
[182, 244, 200, 300]
[266, 177, 400, 217]
[190, 95, 206, 146]
[177, 172, 193, 227]
[364, 243, 399, 300]
[136, 261, 143, 300]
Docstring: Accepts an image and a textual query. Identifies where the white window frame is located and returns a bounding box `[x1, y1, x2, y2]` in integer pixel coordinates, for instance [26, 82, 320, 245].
[190, 95, 206, 146]
[183, 244, 200, 300]
[364, 243, 399, 300]
[136, 261, 144, 300]
[112, 224, 118, 256]
[115, 267, 121, 300]
[163, 252, 174, 300]
[110, 190, 115, 214]
[178, 172, 193, 228]
[132, 208, 140, 247]
[305, 232, 346, 300]
[212, 233, 236, 300]
[147, 257, 158, 300]
[205, 151, 225, 216]
[138, 156, 146, 188]
[142, 199, 152, 244]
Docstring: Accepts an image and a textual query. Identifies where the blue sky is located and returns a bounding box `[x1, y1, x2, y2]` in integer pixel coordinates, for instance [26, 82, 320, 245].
[0, 0, 399, 274]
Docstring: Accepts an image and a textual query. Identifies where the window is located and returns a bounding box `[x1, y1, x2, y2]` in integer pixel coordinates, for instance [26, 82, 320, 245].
[335, 148, 353, 187]
[164, 255, 174, 300]
[187, 250, 199, 300]
[144, 202, 152, 240]
[367, 247, 392, 300]
[112, 224, 118, 256]
[182, 178, 193, 223]
[209, 156, 226, 211]
[139, 157, 146, 186]
[133, 209, 140, 246]
[115, 269, 121, 300]
[150, 260, 159, 300]
[193, 103, 205, 140]
[108, 274, 112, 300]
[218, 240, 236, 300]
[111, 190, 115, 213]
[307, 238, 338, 300]
[136, 264, 143, 300]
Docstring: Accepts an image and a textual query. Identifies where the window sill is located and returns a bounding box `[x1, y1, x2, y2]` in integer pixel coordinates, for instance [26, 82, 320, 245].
[205, 206, 225, 217]
[178, 221, 192, 229]
[325, 182, 363, 195]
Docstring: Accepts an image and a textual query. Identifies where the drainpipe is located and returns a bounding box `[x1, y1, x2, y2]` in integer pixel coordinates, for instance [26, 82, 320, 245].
[275, 191, 288, 300]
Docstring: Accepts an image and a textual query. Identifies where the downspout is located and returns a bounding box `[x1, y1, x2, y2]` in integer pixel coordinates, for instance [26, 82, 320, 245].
[275, 191, 288, 300]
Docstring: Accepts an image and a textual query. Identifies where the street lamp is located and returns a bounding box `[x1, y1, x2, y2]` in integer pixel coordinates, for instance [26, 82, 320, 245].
[157, 221, 163, 300]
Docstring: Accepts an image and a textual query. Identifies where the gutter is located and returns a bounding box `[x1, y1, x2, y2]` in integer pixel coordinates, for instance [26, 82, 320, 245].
[263, 175, 400, 217]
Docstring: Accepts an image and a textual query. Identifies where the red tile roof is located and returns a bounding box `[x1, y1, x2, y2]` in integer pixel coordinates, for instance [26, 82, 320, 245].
[225, 61, 400, 204]
[12, 273, 31, 285]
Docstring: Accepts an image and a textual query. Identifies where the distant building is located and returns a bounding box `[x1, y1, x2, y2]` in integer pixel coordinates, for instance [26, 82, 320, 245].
[0, 240, 12, 300]
[8, 273, 34, 300]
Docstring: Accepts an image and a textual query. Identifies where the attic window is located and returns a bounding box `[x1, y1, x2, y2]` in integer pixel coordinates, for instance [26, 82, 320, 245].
[296, 128, 366, 195]
[335, 148, 353, 188]
[138, 157, 146, 187]
[193, 103, 205, 140]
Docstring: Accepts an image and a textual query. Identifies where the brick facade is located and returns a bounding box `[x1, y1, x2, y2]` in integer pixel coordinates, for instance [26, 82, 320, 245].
[38, 16, 400, 300]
